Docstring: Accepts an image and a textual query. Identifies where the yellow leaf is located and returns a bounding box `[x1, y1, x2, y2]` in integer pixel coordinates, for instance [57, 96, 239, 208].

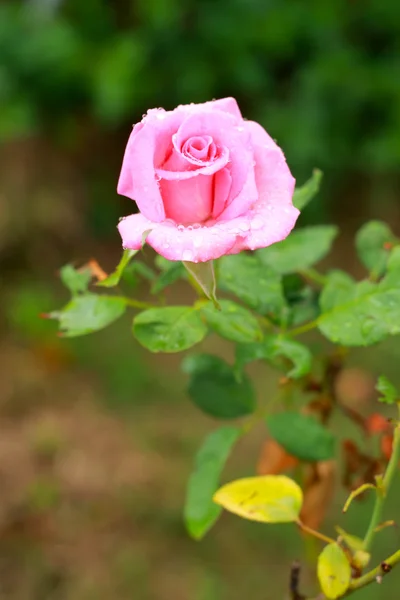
[317, 543, 351, 599]
[213, 475, 303, 523]
[335, 526, 364, 552]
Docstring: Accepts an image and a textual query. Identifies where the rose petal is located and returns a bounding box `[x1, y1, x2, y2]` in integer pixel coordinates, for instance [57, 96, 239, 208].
[175, 110, 256, 215]
[117, 108, 185, 222]
[245, 120, 296, 206]
[228, 202, 299, 254]
[212, 167, 232, 219]
[118, 214, 240, 262]
[160, 173, 215, 225]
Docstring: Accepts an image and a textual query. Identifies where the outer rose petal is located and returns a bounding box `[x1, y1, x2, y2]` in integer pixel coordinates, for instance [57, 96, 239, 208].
[245, 120, 296, 206]
[180, 97, 243, 121]
[118, 214, 240, 262]
[228, 203, 300, 254]
[117, 109, 185, 222]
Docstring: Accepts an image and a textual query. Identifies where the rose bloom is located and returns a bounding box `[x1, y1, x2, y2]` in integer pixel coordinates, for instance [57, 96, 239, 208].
[117, 98, 299, 263]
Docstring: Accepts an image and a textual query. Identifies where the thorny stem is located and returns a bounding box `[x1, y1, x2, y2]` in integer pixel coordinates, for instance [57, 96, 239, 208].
[363, 424, 400, 551]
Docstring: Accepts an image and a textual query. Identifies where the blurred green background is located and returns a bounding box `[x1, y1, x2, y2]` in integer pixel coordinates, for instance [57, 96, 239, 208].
[1, 1, 400, 598]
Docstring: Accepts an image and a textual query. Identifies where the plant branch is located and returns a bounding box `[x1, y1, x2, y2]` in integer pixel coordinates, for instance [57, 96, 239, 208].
[363, 424, 400, 551]
[299, 268, 328, 287]
[288, 320, 319, 338]
[119, 297, 156, 310]
[296, 520, 336, 545]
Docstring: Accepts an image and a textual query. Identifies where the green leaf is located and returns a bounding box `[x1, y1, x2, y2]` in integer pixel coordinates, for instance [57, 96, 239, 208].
[183, 260, 219, 307]
[292, 169, 323, 211]
[266, 412, 335, 462]
[133, 306, 207, 353]
[201, 300, 263, 344]
[218, 254, 285, 316]
[355, 221, 396, 277]
[257, 225, 338, 274]
[213, 475, 303, 523]
[184, 354, 256, 419]
[317, 543, 351, 599]
[318, 268, 400, 346]
[152, 259, 186, 294]
[97, 249, 137, 287]
[60, 264, 92, 295]
[49, 294, 126, 337]
[236, 334, 312, 379]
[122, 260, 156, 288]
[184, 426, 241, 540]
[376, 375, 398, 404]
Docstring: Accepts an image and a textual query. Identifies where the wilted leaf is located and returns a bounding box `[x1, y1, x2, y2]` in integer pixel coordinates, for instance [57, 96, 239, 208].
[300, 460, 336, 531]
[317, 543, 351, 599]
[257, 438, 299, 475]
[213, 475, 303, 523]
[184, 426, 241, 540]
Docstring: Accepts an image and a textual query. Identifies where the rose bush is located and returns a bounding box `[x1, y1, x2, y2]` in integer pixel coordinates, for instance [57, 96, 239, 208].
[117, 98, 299, 263]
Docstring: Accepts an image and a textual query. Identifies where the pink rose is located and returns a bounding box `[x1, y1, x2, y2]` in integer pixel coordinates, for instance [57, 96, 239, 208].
[117, 97, 299, 263]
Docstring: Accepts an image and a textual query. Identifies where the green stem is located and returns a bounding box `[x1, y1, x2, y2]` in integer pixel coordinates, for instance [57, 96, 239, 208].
[296, 520, 336, 545]
[299, 268, 328, 286]
[363, 424, 400, 551]
[346, 549, 400, 595]
[120, 297, 155, 310]
[288, 319, 319, 338]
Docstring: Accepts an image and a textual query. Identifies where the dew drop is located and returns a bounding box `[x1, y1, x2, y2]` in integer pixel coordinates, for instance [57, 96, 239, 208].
[251, 217, 264, 229]
[192, 223, 201, 229]
[182, 249, 193, 261]
[177, 224, 185, 232]
[187, 225, 193, 231]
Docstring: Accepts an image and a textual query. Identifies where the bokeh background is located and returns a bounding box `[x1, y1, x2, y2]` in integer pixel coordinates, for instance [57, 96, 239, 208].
[1, 1, 400, 598]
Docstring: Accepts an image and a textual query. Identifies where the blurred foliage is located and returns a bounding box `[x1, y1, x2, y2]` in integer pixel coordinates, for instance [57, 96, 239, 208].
[1, 0, 400, 185]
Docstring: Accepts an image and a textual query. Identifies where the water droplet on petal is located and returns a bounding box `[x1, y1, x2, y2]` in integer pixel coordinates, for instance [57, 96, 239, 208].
[163, 243, 170, 249]
[177, 225, 185, 232]
[251, 217, 264, 229]
[182, 249, 193, 261]
[187, 225, 193, 231]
